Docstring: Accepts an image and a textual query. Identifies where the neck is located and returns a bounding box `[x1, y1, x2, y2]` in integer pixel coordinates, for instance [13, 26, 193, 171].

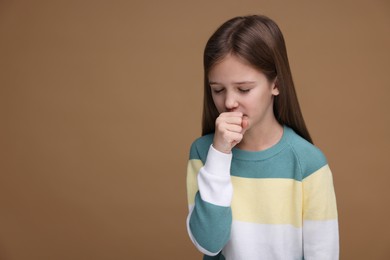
[237, 118, 283, 151]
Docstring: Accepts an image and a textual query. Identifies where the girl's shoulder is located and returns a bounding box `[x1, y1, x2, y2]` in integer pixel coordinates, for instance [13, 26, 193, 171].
[285, 127, 328, 178]
[189, 134, 214, 163]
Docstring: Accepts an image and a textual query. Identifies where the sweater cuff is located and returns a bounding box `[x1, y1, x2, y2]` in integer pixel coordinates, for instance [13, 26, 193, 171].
[197, 145, 233, 206]
[203, 145, 232, 177]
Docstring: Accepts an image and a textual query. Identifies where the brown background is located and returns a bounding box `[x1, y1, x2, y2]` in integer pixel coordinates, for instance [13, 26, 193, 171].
[1, 0, 389, 259]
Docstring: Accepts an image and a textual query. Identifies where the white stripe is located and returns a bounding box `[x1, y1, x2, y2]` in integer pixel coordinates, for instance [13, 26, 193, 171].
[223, 221, 303, 260]
[303, 219, 339, 259]
[197, 146, 233, 206]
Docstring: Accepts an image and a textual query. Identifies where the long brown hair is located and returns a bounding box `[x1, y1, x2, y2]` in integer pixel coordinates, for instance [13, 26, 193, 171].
[201, 15, 313, 144]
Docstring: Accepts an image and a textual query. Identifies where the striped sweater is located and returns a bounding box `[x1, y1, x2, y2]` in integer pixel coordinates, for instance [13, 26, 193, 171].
[186, 126, 339, 259]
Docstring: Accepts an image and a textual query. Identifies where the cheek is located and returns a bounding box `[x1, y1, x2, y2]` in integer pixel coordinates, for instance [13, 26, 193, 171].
[246, 91, 273, 111]
[212, 95, 224, 112]
[254, 89, 273, 103]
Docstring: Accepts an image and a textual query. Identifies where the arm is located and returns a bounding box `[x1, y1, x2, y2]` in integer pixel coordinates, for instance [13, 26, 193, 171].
[186, 145, 233, 255]
[186, 112, 246, 255]
[303, 164, 339, 259]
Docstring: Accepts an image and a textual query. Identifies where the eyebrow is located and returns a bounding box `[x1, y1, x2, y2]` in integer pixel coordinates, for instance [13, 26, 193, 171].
[209, 81, 256, 85]
[208, 81, 220, 85]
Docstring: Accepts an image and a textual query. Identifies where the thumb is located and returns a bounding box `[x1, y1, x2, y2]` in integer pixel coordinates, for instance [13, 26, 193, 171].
[241, 116, 249, 134]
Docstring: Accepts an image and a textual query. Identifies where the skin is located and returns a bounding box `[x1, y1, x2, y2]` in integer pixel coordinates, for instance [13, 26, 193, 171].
[208, 54, 283, 154]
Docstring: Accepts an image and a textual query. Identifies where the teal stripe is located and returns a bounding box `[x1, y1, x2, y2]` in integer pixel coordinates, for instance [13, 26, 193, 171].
[189, 134, 213, 163]
[289, 139, 327, 179]
[231, 148, 302, 180]
[189, 193, 232, 254]
[203, 252, 225, 260]
[188, 126, 327, 181]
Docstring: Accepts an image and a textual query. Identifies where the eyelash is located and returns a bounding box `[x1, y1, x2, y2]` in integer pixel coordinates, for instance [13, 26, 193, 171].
[212, 89, 224, 94]
[239, 88, 250, 93]
[212, 88, 251, 94]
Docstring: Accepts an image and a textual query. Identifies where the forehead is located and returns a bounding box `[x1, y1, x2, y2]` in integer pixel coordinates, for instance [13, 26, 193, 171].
[208, 54, 265, 84]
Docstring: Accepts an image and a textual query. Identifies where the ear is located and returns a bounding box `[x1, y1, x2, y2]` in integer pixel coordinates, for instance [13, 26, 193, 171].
[271, 78, 280, 96]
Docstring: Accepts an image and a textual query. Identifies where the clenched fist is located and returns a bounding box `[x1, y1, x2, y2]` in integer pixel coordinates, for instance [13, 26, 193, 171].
[213, 112, 249, 154]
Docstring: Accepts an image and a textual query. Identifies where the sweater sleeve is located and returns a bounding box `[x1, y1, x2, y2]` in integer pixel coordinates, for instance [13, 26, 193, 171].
[302, 164, 339, 259]
[186, 144, 233, 256]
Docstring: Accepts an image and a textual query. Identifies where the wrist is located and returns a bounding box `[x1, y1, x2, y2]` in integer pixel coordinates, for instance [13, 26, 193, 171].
[204, 145, 233, 176]
[212, 142, 232, 154]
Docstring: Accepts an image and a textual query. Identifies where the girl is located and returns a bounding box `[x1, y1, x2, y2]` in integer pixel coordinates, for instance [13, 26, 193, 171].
[186, 15, 339, 259]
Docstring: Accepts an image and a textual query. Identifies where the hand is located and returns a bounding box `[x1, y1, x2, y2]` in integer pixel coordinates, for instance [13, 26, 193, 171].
[213, 112, 249, 154]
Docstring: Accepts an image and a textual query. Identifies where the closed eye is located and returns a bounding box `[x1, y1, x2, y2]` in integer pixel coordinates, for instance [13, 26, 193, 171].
[239, 88, 251, 93]
[211, 88, 224, 94]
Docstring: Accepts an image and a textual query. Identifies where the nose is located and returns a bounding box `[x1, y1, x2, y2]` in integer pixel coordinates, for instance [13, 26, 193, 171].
[225, 92, 239, 111]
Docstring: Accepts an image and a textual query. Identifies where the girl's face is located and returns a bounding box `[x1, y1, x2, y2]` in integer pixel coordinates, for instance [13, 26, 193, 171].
[208, 54, 279, 132]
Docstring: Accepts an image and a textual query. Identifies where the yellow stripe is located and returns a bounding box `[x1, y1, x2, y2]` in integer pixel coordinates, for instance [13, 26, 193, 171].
[303, 165, 338, 220]
[186, 161, 337, 225]
[231, 177, 303, 227]
[187, 159, 203, 205]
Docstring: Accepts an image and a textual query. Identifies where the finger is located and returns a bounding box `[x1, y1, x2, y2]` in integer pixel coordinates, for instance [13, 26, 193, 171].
[241, 116, 249, 136]
[226, 124, 242, 133]
[219, 111, 243, 118]
[241, 116, 249, 130]
[217, 115, 243, 125]
[216, 121, 242, 135]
